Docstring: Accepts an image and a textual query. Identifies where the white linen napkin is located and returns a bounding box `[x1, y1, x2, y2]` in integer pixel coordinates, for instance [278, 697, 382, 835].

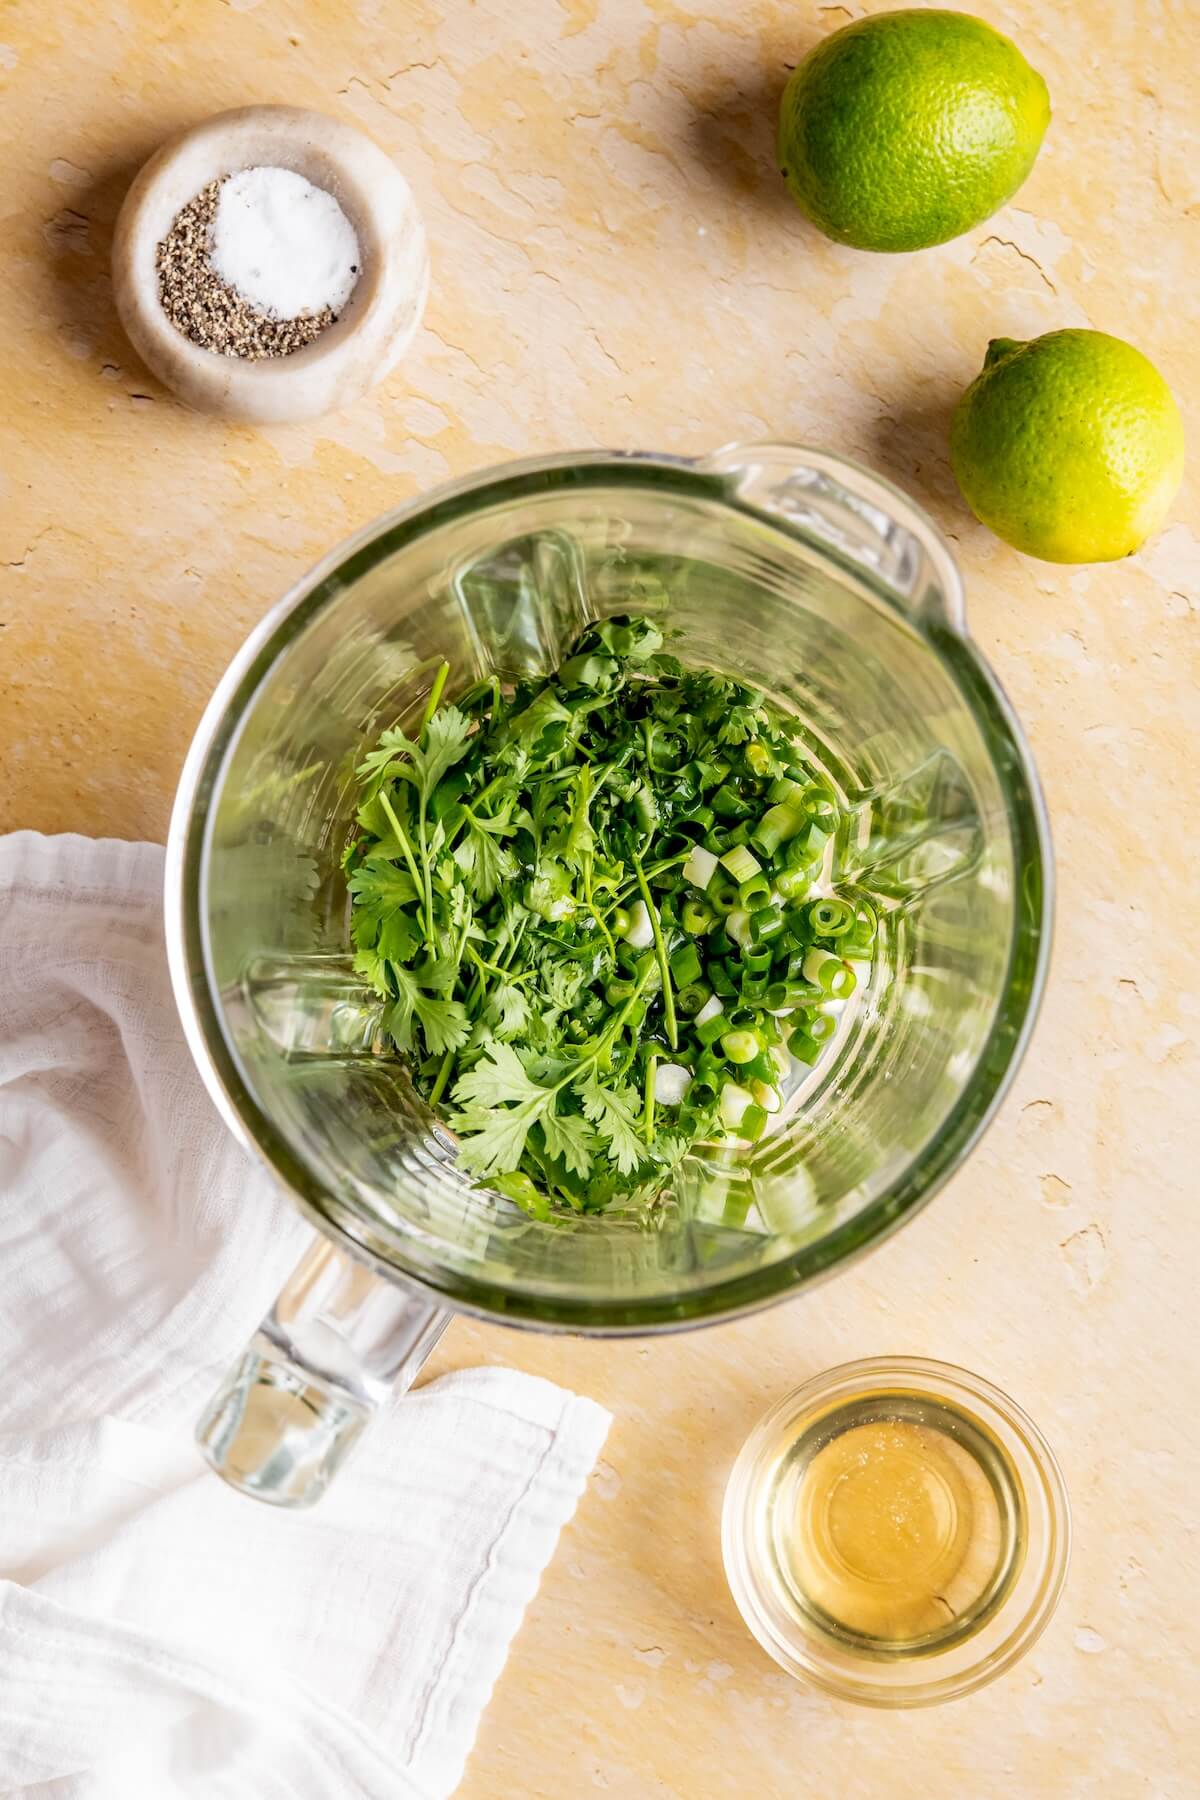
[0, 832, 610, 1799]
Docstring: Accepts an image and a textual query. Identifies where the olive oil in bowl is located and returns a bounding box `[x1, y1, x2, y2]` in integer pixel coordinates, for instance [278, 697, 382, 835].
[723, 1359, 1069, 1707]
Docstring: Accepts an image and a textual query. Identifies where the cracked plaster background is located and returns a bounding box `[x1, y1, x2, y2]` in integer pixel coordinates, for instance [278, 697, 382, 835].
[0, 2, 1197, 1795]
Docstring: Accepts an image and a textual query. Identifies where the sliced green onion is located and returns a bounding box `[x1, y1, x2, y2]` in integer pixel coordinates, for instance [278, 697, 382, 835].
[751, 801, 804, 857]
[738, 1102, 769, 1142]
[750, 1079, 782, 1114]
[744, 740, 775, 778]
[802, 786, 838, 820]
[738, 873, 772, 911]
[788, 1026, 821, 1064]
[675, 981, 710, 1017]
[808, 897, 855, 938]
[802, 947, 856, 998]
[655, 831, 692, 865]
[695, 994, 724, 1028]
[611, 905, 632, 938]
[785, 822, 828, 868]
[785, 909, 814, 945]
[680, 896, 714, 936]
[683, 844, 719, 891]
[726, 908, 752, 947]
[765, 977, 817, 1010]
[623, 899, 655, 949]
[809, 1011, 837, 1044]
[743, 1048, 778, 1084]
[707, 960, 737, 998]
[725, 820, 752, 848]
[696, 1012, 727, 1047]
[720, 843, 762, 885]
[844, 903, 878, 959]
[740, 974, 768, 1001]
[719, 1081, 755, 1129]
[678, 807, 715, 840]
[750, 903, 785, 942]
[706, 921, 731, 957]
[721, 1028, 759, 1065]
[669, 942, 702, 987]
[774, 866, 811, 902]
[709, 875, 739, 916]
[655, 1061, 692, 1106]
[768, 775, 803, 805]
[741, 944, 772, 975]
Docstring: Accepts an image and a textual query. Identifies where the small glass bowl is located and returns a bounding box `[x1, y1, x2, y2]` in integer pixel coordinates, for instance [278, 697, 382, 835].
[722, 1356, 1070, 1708]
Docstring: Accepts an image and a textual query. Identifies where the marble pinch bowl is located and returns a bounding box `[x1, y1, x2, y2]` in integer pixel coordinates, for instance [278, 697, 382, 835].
[112, 104, 429, 424]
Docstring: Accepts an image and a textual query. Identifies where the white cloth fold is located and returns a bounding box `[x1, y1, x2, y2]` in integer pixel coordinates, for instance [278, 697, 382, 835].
[0, 833, 610, 1799]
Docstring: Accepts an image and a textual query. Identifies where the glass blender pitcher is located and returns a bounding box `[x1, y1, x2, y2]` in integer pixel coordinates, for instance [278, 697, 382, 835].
[166, 444, 1051, 1508]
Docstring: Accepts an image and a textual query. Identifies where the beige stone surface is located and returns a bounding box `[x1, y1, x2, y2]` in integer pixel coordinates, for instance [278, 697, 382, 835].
[1, 2, 1197, 1795]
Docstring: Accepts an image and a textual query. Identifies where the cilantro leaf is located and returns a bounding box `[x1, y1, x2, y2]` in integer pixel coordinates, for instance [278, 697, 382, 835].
[452, 1101, 545, 1177]
[346, 857, 419, 917]
[538, 1105, 596, 1178]
[412, 990, 470, 1055]
[420, 707, 473, 798]
[579, 1077, 647, 1176]
[377, 910, 418, 966]
[354, 943, 390, 1000]
[386, 965, 470, 1056]
[543, 963, 585, 1017]
[454, 807, 518, 902]
[357, 707, 472, 803]
[487, 983, 531, 1041]
[451, 1041, 541, 1107]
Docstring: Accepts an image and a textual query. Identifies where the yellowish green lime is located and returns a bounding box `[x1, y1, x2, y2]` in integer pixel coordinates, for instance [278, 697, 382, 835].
[777, 9, 1050, 254]
[950, 330, 1185, 563]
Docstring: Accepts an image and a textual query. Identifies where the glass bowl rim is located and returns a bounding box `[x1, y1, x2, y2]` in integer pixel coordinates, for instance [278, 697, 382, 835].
[721, 1354, 1072, 1707]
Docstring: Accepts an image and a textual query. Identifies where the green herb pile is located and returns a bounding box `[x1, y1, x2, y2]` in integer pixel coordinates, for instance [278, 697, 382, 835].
[344, 616, 875, 1220]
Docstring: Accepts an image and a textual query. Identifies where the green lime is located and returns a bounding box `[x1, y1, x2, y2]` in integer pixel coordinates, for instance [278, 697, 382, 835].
[777, 9, 1050, 253]
[950, 330, 1185, 563]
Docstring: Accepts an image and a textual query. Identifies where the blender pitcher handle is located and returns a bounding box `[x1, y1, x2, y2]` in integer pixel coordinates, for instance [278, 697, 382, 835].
[699, 441, 967, 635]
[197, 1237, 450, 1508]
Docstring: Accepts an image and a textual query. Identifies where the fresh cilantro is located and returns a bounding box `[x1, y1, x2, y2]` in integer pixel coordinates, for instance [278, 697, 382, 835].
[345, 615, 854, 1221]
[580, 1077, 647, 1176]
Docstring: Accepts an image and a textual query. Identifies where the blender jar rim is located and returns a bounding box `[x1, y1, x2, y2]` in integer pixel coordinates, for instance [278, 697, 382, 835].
[165, 445, 1054, 1334]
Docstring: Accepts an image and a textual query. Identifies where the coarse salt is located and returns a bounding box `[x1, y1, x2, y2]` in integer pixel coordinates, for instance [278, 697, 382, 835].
[209, 166, 360, 320]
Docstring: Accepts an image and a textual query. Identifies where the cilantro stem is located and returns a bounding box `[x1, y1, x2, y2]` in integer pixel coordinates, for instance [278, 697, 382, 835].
[604, 849, 691, 915]
[465, 943, 532, 985]
[417, 798, 435, 943]
[377, 790, 429, 934]
[419, 660, 451, 738]
[631, 854, 677, 1051]
[429, 1048, 456, 1108]
[643, 1053, 657, 1145]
